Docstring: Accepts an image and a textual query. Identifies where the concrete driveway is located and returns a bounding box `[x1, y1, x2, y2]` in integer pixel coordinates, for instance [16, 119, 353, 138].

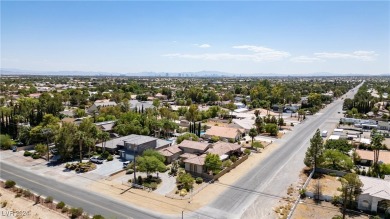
[89, 155, 124, 177]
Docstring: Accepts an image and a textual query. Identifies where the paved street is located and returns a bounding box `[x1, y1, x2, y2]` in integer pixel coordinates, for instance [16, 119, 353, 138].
[0, 162, 159, 219]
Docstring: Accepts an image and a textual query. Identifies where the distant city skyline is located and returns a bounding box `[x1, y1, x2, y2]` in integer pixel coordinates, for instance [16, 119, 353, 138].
[1, 1, 389, 75]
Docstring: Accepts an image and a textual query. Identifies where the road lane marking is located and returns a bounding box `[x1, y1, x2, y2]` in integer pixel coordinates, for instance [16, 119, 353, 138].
[0, 168, 135, 219]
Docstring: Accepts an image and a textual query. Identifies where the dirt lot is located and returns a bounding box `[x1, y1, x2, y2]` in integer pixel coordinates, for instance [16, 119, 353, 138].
[0, 187, 67, 219]
[292, 199, 369, 219]
[307, 174, 342, 197]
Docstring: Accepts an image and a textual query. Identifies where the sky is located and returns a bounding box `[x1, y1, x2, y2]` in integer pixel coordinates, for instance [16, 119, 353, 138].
[1, 1, 389, 75]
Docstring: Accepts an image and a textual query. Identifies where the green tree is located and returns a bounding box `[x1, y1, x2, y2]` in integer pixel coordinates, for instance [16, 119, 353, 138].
[176, 133, 199, 144]
[339, 173, 363, 219]
[176, 172, 195, 191]
[324, 139, 353, 154]
[137, 155, 166, 177]
[264, 123, 278, 136]
[321, 149, 353, 171]
[204, 153, 222, 174]
[304, 129, 324, 170]
[371, 129, 385, 174]
[142, 149, 166, 163]
[0, 134, 15, 150]
[35, 143, 48, 157]
[249, 128, 257, 144]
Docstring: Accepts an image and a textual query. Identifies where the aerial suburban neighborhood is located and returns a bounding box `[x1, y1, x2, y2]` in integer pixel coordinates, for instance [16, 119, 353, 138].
[1, 1, 389, 219]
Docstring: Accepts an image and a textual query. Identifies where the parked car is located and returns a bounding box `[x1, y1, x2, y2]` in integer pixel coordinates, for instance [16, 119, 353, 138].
[123, 161, 130, 169]
[12, 146, 17, 152]
[90, 156, 104, 164]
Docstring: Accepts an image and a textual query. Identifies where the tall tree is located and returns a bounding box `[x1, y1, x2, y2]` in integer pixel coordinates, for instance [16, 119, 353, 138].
[304, 129, 324, 170]
[249, 128, 258, 144]
[339, 173, 363, 219]
[371, 129, 385, 175]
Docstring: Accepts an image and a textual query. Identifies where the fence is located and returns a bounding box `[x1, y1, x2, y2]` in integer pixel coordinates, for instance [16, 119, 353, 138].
[316, 168, 348, 177]
[287, 168, 315, 219]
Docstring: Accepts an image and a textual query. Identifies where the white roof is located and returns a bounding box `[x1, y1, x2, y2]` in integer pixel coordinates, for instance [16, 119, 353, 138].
[360, 138, 371, 145]
[360, 176, 390, 200]
[329, 135, 340, 140]
[334, 128, 344, 132]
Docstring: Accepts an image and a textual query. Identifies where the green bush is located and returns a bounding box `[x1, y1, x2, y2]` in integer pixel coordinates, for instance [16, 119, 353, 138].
[107, 155, 113, 161]
[5, 180, 16, 188]
[23, 189, 32, 197]
[101, 151, 110, 159]
[56, 201, 65, 209]
[244, 148, 251, 155]
[32, 153, 40, 159]
[24, 151, 32, 156]
[93, 215, 105, 219]
[61, 206, 68, 213]
[0, 134, 15, 150]
[195, 177, 203, 184]
[149, 182, 158, 190]
[45, 196, 53, 203]
[70, 207, 83, 219]
[230, 155, 238, 162]
[126, 169, 134, 174]
[15, 193, 21, 198]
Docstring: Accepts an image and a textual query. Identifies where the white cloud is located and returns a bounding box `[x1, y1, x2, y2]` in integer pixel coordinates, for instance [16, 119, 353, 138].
[198, 44, 211, 48]
[290, 56, 324, 63]
[233, 45, 291, 60]
[314, 51, 378, 61]
[164, 45, 290, 62]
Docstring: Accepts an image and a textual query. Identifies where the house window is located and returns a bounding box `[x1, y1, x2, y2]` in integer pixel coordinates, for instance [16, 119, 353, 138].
[362, 200, 370, 209]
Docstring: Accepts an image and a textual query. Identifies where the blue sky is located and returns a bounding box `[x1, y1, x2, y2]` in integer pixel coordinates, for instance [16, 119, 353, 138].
[1, 1, 389, 75]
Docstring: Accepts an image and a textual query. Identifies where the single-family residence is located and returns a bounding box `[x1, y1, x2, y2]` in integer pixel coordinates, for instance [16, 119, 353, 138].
[155, 93, 168, 100]
[183, 141, 242, 175]
[178, 140, 211, 155]
[96, 134, 171, 160]
[204, 126, 244, 142]
[358, 176, 390, 212]
[94, 120, 116, 132]
[129, 100, 154, 111]
[158, 146, 182, 163]
[87, 100, 117, 114]
[355, 149, 390, 165]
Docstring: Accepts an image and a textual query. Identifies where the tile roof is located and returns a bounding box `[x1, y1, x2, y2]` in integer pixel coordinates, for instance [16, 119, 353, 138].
[359, 176, 390, 200]
[356, 149, 390, 164]
[158, 146, 182, 157]
[205, 126, 242, 139]
[183, 154, 206, 165]
[207, 141, 242, 156]
[178, 140, 210, 151]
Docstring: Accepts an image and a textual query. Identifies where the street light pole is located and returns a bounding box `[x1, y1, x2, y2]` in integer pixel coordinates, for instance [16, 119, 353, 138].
[133, 144, 137, 185]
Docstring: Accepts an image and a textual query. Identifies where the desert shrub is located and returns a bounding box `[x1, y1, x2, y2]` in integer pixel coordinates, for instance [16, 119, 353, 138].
[230, 155, 238, 162]
[32, 153, 40, 159]
[2, 201, 7, 207]
[195, 177, 203, 184]
[101, 151, 110, 159]
[149, 182, 158, 190]
[23, 189, 32, 197]
[70, 207, 83, 219]
[244, 149, 251, 155]
[15, 193, 22, 198]
[93, 215, 105, 219]
[5, 180, 16, 188]
[179, 189, 187, 196]
[222, 160, 233, 168]
[137, 176, 143, 184]
[56, 201, 65, 209]
[24, 151, 32, 156]
[45, 196, 53, 203]
[107, 155, 113, 161]
[61, 206, 69, 213]
[128, 179, 132, 183]
[126, 169, 134, 174]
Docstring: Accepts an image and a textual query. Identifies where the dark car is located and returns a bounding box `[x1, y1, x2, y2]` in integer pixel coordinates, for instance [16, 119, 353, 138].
[12, 146, 17, 152]
[90, 156, 104, 164]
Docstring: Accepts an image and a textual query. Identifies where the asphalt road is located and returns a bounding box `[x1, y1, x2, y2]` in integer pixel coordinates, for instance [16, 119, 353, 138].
[0, 84, 361, 219]
[194, 84, 361, 219]
[0, 162, 159, 219]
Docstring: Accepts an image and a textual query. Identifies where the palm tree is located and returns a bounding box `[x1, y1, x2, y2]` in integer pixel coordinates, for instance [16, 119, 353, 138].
[76, 131, 86, 163]
[254, 109, 260, 118]
[371, 129, 385, 175]
[249, 128, 258, 144]
[99, 131, 110, 153]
